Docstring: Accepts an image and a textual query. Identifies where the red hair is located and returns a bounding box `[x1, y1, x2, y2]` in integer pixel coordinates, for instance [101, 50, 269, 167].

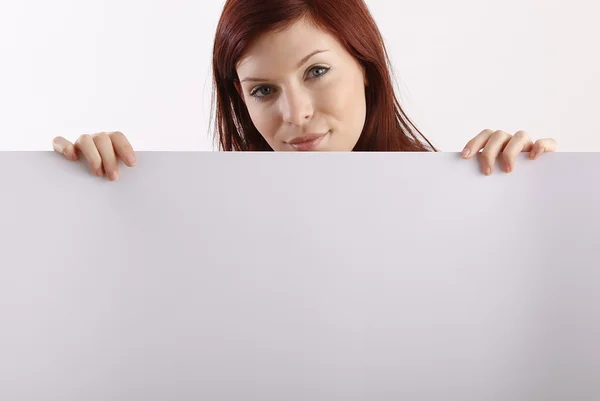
[210, 0, 437, 152]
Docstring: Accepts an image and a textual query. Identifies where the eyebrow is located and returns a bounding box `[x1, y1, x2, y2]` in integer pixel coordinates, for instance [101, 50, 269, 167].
[240, 49, 329, 83]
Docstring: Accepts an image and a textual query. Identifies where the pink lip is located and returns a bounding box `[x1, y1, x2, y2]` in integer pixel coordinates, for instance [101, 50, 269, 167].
[287, 132, 328, 151]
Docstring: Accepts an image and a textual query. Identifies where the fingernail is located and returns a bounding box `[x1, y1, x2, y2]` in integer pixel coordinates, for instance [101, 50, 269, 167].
[505, 164, 512, 173]
[96, 169, 104, 177]
[485, 167, 492, 176]
[461, 148, 470, 157]
[110, 171, 119, 181]
[127, 156, 136, 165]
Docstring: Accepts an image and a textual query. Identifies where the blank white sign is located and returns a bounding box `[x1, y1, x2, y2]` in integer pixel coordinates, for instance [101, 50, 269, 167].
[0, 151, 599, 401]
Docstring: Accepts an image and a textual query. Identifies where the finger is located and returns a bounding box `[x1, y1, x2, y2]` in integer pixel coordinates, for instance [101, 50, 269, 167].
[75, 134, 104, 177]
[109, 131, 136, 166]
[461, 129, 494, 159]
[52, 136, 79, 161]
[501, 130, 534, 173]
[479, 130, 512, 175]
[93, 133, 120, 181]
[529, 138, 558, 160]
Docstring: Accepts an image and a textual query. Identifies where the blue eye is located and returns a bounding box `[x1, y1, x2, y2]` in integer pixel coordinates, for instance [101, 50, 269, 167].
[250, 87, 273, 97]
[249, 66, 331, 101]
[308, 66, 329, 78]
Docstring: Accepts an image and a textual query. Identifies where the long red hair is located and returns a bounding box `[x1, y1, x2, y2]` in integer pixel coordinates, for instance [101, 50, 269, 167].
[210, 0, 437, 152]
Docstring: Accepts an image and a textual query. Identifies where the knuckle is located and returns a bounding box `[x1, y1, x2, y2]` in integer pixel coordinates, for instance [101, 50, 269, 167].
[476, 129, 493, 141]
[514, 130, 529, 140]
[111, 131, 132, 149]
[78, 133, 93, 144]
[494, 130, 511, 139]
[93, 132, 111, 143]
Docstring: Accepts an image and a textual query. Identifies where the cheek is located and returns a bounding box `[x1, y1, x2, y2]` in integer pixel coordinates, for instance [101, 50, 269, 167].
[321, 76, 366, 133]
[246, 103, 279, 140]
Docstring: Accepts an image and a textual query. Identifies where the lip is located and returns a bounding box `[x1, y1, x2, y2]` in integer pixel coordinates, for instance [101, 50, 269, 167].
[287, 131, 329, 151]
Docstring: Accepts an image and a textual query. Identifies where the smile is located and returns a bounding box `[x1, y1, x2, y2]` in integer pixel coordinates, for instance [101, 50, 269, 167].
[287, 131, 329, 151]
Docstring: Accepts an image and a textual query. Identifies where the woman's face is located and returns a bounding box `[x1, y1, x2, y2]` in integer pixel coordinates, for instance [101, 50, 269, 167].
[235, 17, 368, 151]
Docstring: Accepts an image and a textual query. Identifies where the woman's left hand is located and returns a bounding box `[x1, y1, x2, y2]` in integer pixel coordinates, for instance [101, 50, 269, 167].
[461, 129, 557, 175]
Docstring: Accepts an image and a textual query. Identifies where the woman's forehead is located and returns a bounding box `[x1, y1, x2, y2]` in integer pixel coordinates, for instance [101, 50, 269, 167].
[236, 20, 341, 73]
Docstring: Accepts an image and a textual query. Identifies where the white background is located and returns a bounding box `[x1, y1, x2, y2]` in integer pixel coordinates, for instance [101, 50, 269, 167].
[1, 0, 597, 151]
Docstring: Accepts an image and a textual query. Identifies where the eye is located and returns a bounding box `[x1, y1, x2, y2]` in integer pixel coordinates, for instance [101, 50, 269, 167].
[249, 65, 331, 101]
[249, 86, 274, 98]
[308, 66, 330, 78]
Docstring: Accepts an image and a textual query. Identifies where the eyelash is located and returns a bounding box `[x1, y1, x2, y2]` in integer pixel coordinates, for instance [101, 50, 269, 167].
[249, 66, 331, 101]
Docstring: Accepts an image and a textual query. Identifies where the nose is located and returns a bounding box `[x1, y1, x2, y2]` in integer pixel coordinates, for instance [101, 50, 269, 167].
[279, 86, 313, 126]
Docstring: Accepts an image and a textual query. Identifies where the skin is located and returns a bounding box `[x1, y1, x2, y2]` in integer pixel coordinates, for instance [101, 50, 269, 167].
[51, 18, 557, 180]
[233, 17, 367, 151]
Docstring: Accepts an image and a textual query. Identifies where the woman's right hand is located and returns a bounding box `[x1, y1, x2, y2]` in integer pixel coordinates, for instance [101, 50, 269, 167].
[52, 131, 136, 181]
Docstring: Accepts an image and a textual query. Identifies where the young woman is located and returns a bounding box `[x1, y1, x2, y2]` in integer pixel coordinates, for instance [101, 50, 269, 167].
[52, 0, 557, 181]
